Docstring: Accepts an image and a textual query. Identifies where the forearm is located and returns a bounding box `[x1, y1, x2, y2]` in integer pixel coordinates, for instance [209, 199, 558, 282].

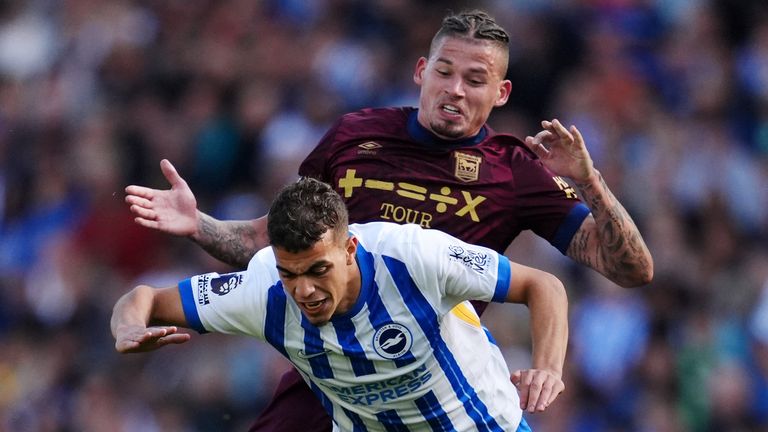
[191, 213, 269, 269]
[527, 275, 569, 376]
[569, 169, 653, 287]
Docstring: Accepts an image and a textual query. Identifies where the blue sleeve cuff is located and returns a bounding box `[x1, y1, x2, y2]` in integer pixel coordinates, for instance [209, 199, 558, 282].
[492, 254, 511, 303]
[178, 278, 208, 334]
[551, 203, 591, 254]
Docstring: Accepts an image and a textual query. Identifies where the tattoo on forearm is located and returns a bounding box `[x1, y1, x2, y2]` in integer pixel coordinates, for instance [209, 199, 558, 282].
[571, 172, 653, 286]
[196, 216, 259, 269]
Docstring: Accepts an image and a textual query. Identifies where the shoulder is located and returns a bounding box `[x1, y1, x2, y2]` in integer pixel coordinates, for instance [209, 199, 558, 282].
[246, 247, 280, 283]
[335, 107, 413, 136]
[483, 130, 540, 160]
[350, 221, 423, 253]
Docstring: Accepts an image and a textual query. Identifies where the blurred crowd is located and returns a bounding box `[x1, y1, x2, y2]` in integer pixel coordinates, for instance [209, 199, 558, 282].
[0, 0, 767, 430]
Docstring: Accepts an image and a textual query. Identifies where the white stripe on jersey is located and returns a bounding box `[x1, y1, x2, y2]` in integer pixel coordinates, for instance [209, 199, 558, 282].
[179, 222, 522, 431]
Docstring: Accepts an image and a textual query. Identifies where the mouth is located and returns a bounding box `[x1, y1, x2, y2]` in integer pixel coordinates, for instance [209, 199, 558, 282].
[440, 104, 462, 117]
[301, 299, 328, 312]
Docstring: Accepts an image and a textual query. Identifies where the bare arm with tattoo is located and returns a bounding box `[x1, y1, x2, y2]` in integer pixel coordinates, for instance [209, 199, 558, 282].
[125, 159, 269, 269]
[525, 120, 653, 287]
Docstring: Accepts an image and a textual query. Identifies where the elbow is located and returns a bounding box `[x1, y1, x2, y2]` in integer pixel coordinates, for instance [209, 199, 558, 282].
[616, 257, 654, 288]
[545, 273, 568, 306]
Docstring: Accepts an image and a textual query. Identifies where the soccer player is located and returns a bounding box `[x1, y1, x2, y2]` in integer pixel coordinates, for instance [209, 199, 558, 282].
[124, 9, 653, 431]
[112, 178, 568, 431]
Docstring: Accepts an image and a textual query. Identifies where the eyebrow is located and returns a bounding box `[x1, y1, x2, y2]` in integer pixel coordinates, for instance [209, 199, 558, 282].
[435, 57, 489, 75]
[276, 261, 333, 277]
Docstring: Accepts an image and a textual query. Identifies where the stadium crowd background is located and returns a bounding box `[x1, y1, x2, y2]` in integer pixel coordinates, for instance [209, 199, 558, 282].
[0, 0, 767, 430]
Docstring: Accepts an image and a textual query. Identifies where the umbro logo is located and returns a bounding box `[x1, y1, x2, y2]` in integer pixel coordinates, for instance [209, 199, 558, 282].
[358, 141, 382, 155]
[296, 349, 332, 359]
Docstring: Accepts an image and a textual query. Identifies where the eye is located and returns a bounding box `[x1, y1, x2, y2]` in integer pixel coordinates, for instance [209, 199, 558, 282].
[310, 266, 330, 276]
[436, 69, 449, 76]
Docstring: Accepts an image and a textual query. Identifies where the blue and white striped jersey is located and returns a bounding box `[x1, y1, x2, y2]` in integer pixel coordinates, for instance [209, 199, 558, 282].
[178, 222, 523, 431]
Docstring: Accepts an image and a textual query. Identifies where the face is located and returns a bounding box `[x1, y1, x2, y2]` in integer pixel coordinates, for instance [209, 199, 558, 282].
[413, 36, 512, 140]
[274, 232, 359, 326]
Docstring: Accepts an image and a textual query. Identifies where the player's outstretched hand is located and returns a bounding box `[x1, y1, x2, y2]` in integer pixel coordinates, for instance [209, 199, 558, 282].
[524, 119, 595, 183]
[511, 368, 564, 413]
[125, 159, 200, 237]
[114, 325, 191, 353]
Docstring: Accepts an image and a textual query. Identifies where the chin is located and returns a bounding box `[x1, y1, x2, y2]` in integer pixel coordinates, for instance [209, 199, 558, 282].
[431, 123, 466, 140]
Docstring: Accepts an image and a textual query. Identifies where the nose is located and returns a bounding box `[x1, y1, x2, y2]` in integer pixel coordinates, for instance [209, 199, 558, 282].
[445, 77, 465, 98]
[294, 277, 315, 298]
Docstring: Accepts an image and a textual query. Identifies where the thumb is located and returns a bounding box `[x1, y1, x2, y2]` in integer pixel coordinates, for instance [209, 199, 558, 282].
[160, 159, 186, 188]
[510, 370, 522, 387]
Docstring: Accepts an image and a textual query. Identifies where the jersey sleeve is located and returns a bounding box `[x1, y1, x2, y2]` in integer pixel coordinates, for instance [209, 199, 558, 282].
[177, 248, 278, 339]
[403, 225, 511, 315]
[512, 153, 591, 254]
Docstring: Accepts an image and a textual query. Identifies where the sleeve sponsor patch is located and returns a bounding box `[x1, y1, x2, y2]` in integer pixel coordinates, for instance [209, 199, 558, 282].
[447, 245, 490, 274]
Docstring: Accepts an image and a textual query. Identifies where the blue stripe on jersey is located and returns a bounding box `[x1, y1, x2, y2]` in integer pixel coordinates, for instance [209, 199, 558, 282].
[357, 242, 416, 367]
[300, 316, 334, 379]
[333, 318, 377, 376]
[306, 379, 336, 426]
[415, 390, 455, 431]
[342, 407, 369, 432]
[264, 283, 288, 358]
[483, 327, 498, 346]
[492, 255, 511, 303]
[178, 278, 207, 334]
[383, 256, 504, 432]
[551, 203, 590, 254]
[376, 409, 409, 431]
[517, 416, 533, 432]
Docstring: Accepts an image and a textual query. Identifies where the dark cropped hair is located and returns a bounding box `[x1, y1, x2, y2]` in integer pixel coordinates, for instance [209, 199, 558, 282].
[267, 177, 349, 253]
[429, 10, 510, 65]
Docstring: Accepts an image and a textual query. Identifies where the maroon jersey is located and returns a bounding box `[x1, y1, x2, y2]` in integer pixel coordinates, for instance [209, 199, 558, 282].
[300, 107, 590, 255]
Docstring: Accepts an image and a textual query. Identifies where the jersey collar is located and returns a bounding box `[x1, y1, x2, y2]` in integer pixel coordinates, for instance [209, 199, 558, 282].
[407, 109, 487, 148]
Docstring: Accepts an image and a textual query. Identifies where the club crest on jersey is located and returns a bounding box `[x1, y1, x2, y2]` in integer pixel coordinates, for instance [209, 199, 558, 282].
[372, 323, 413, 359]
[210, 273, 243, 296]
[453, 152, 482, 182]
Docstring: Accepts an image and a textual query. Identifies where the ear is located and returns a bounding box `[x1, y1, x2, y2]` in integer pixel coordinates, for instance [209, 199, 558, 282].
[345, 236, 358, 265]
[413, 57, 428, 85]
[494, 79, 512, 107]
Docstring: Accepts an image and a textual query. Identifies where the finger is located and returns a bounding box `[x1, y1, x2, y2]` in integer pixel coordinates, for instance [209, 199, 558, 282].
[516, 371, 532, 410]
[524, 376, 543, 413]
[510, 370, 521, 387]
[129, 205, 158, 221]
[550, 119, 573, 140]
[547, 381, 565, 406]
[524, 136, 550, 159]
[535, 381, 554, 412]
[125, 194, 153, 209]
[570, 125, 585, 146]
[134, 217, 161, 230]
[125, 185, 156, 199]
[158, 333, 191, 346]
[160, 159, 187, 188]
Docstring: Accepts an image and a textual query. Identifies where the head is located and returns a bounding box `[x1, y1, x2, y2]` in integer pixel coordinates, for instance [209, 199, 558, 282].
[413, 10, 512, 140]
[267, 177, 359, 325]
